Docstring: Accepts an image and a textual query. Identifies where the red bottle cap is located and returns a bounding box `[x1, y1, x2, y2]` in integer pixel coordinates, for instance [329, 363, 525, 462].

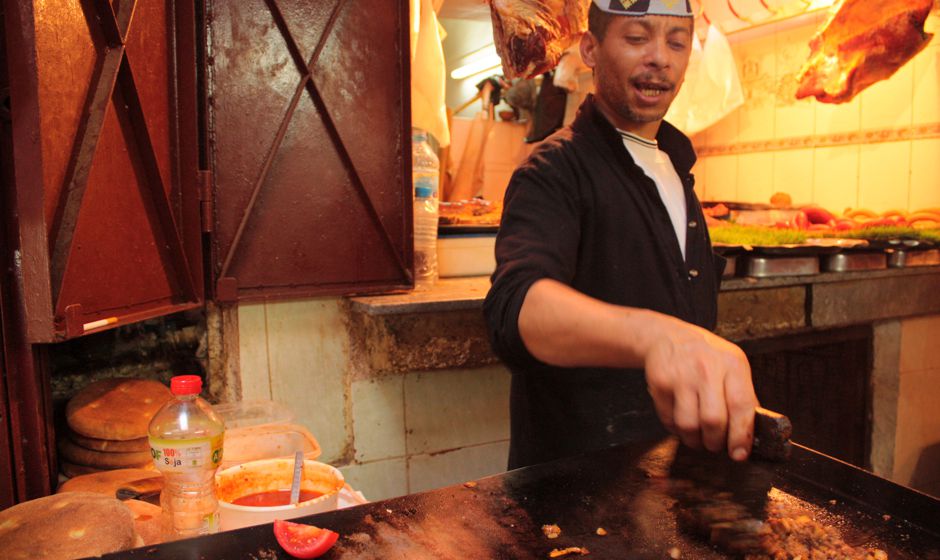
[170, 375, 203, 396]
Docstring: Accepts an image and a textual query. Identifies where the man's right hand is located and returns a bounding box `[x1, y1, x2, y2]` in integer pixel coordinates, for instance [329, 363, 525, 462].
[642, 315, 758, 461]
[517, 279, 759, 460]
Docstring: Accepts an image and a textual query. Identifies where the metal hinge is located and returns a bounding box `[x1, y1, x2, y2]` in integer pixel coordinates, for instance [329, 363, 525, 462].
[198, 170, 213, 233]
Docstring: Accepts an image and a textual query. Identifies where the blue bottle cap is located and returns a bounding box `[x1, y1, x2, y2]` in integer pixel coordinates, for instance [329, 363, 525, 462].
[415, 185, 433, 198]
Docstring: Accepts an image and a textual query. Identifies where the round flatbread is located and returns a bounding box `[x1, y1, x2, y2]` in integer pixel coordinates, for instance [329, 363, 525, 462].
[57, 468, 162, 497]
[69, 430, 151, 453]
[124, 499, 162, 546]
[0, 492, 141, 560]
[66, 378, 172, 441]
[59, 438, 153, 469]
[60, 460, 155, 478]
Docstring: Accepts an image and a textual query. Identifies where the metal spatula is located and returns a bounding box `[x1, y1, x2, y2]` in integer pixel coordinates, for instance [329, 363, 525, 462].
[289, 451, 304, 504]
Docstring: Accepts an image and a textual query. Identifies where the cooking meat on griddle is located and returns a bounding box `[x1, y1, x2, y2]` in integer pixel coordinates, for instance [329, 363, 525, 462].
[795, 0, 934, 103]
[488, 0, 589, 79]
[670, 479, 890, 559]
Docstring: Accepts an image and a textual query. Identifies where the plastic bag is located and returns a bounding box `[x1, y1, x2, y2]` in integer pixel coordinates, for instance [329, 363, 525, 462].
[410, 0, 450, 146]
[553, 45, 588, 92]
[666, 24, 744, 135]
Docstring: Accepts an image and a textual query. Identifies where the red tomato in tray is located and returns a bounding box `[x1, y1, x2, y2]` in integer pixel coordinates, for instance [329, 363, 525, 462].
[273, 519, 339, 559]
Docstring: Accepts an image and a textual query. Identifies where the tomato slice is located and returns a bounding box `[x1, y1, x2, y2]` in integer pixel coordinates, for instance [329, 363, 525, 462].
[273, 519, 339, 559]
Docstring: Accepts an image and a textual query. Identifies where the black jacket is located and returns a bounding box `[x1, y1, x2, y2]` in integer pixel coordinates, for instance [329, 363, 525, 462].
[483, 95, 724, 469]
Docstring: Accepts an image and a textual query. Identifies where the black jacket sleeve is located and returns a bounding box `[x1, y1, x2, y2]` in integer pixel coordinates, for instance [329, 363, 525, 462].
[483, 140, 584, 372]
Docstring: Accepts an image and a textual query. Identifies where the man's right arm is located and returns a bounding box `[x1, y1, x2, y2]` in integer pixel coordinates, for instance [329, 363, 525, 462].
[517, 278, 757, 461]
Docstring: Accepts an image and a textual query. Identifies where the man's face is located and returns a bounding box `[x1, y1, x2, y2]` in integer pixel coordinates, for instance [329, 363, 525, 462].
[581, 15, 693, 134]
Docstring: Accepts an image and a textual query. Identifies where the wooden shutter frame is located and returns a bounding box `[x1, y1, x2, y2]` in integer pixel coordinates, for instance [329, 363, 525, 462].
[208, 0, 414, 302]
[5, 0, 203, 343]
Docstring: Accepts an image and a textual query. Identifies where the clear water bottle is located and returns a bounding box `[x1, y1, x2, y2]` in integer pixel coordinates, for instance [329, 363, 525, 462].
[148, 375, 225, 541]
[413, 130, 439, 286]
[414, 185, 439, 286]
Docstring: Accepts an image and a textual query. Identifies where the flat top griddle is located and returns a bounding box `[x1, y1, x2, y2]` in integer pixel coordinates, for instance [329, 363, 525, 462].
[100, 438, 940, 559]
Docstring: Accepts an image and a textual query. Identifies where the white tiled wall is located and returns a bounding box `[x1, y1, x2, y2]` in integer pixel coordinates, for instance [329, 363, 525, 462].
[404, 367, 510, 455]
[911, 139, 940, 211]
[238, 303, 271, 399]
[813, 145, 859, 214]
[913, 43, 940, 125]
[695, 12, 940, 212]
[738, 152, 774, 207]
[340, 458, 408, 501]
[351, 376, 406, 463]
[772, 149, 814, 206]
[253, 299, 350, 463]
[857, 142, 912, 212]
[408, 441, 511, 494]
[237, 299, 512, 501]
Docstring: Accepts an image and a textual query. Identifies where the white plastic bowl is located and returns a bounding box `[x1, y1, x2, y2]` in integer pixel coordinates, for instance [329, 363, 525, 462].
[215, 458, 344, 531]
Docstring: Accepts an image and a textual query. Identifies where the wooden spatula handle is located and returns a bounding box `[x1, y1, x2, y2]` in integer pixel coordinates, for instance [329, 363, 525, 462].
[751, 406, 793, 462]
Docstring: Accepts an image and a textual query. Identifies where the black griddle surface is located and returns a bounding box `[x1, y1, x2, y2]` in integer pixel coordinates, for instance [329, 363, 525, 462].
[100, 438, 940, 559]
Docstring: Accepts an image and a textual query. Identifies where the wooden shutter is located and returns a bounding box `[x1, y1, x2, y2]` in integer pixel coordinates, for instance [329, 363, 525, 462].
[207, 0, 413, 301]
[4, 0, 202, 342]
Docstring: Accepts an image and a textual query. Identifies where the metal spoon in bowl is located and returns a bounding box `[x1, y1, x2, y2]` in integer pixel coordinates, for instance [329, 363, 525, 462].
[289, 450, 304, 505]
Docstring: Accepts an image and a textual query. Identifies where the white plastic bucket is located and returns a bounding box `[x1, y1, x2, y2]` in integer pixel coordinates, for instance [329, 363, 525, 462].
[215, 458, 344, 531]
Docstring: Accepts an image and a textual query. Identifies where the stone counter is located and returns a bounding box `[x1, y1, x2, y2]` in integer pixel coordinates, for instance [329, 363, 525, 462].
[347, 267, 940, 374]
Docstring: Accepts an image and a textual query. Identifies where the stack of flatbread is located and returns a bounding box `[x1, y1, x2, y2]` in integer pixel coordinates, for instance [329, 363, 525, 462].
[60, 378, 172, 476]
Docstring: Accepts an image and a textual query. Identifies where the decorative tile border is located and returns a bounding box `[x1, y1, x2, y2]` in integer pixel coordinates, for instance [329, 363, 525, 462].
[696, 122, 940, 157]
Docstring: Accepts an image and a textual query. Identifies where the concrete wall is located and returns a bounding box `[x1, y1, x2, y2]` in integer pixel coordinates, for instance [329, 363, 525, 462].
[893, 315, 940, 496]
[236, 298, 511, 501]
[871, 315, 940, 498]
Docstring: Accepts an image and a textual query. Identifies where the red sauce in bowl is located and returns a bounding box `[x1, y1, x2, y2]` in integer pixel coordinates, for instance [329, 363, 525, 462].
[231, 489, 324, 507]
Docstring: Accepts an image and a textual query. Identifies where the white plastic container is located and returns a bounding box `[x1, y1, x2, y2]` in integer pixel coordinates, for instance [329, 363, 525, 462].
[211, 399, 321, 470]
[437, 234, 497, 277]
[219, 422, 321, 471]
[213, 400, 294, 429]
[215, 458, 344, 531]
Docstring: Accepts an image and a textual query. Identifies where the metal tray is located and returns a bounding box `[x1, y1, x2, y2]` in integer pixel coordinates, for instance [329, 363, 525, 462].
[822, 252, 888, 272]
[722, 256, 736, 278]
[888, 249, 940, 268]
[744, 256, 820, 278]
[862, 238, 935, 251]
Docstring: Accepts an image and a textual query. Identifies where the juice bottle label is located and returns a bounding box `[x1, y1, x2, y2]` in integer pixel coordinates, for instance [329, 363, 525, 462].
[150, 434, 224, 471]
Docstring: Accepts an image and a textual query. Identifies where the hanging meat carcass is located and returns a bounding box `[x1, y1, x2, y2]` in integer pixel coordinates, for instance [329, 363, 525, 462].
[795, 0, 935, 104]
[488, 0, 589, 79]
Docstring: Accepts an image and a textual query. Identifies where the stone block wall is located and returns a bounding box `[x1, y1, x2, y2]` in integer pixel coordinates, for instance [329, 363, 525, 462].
[236, 298, 510, 501]
[871, 315, 940, 498]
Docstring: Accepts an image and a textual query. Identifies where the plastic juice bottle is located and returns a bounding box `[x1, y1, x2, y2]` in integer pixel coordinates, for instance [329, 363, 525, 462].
[148, 375, 225, 541]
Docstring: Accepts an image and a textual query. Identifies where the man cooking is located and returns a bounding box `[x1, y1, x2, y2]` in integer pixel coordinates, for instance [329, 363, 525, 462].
[483, 0, 759, 469]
